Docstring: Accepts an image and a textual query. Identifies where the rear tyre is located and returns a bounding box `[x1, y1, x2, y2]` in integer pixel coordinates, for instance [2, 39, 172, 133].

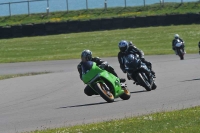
[120, 87, 131, 100]
[136, 73, 151, 91]
[94, 82, 114, 103]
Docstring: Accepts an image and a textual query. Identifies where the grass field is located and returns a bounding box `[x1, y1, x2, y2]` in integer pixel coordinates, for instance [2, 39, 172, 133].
[0, 2, 199, 26]
[0, 24, 199, 63]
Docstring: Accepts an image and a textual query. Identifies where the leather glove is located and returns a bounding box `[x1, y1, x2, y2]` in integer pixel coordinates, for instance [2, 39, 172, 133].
[99, 62, 108, 69]
[140, 57, 145, 62]
[129, 41, 133, 46]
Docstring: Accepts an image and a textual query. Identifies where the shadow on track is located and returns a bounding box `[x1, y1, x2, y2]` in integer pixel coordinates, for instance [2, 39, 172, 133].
[130, 90, 147, 94]
[180, 78, 200, 82]
[57, 101, 120, 109]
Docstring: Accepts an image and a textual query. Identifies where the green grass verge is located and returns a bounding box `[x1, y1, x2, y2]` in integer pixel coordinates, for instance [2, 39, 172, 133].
[0, 2, 199, 26]
[25, 106, 200, 133]
[0, 24, 199, 63]
[0, 72, 51, 80]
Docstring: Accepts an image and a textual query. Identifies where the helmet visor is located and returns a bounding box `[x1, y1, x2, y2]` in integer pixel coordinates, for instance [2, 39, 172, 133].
[120, 46, 128, 52]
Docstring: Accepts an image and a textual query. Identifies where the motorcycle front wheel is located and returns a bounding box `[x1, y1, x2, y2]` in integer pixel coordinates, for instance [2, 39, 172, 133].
[177, 49, 184, 60]
[136, 73, 151, 91]
[94, 82, 115, 103]
[152, 82, 157, 90]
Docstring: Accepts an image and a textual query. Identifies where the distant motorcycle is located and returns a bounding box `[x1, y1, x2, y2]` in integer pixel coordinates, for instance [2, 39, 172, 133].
[124, 54, 157, 91]
[175, 39, 185, 60]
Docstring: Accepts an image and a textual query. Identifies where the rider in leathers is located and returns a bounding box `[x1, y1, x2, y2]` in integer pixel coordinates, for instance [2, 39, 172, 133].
[78, 49, 125, 96]
[118, 40, 156, 80]
[172, 34, 185, 54]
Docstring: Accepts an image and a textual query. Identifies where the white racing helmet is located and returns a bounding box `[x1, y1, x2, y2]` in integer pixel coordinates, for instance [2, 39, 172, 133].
[174, 34, 179, 39]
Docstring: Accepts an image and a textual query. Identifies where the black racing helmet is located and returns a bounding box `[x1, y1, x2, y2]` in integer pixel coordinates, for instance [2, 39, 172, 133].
[81, 50, 92, 61]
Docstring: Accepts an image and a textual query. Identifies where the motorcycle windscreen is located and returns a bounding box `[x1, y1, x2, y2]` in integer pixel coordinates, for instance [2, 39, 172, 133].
[124, 54, 141, 71]
[81, 61, 103, 84]
[176, 42, 182, 47]
[81, 61, 93, 74]
[175, 39, 182, 47]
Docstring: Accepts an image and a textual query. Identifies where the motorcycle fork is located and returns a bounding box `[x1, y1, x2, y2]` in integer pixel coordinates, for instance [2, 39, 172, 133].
[127, 73, 135, 80]
[143, 72, 154, 87]
[128, 72, 139, 84]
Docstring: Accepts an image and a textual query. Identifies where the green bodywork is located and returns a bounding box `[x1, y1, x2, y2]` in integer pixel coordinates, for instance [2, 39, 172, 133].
[82, 62, 124, 98]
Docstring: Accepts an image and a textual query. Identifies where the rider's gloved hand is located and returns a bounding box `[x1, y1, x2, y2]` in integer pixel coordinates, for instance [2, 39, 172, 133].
[129, 41, 133, 46]
[99, 61, 108, 69]
[140, 50, 144, 58]
[140, 57, 145, 62]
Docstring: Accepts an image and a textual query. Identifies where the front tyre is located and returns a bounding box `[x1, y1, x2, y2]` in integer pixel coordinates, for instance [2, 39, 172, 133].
[94, 82, 114, 103]
[178, 49, 184, 60]
[136, 73, 151, 91]
[120, 87, 131, 100]
[180, 49, 184, 60]
[152, 82, 157, 90]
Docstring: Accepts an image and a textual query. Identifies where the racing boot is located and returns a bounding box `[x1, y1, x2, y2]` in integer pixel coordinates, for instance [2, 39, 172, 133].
[133, 81, 139, 85]
[119, 78, 126, 83]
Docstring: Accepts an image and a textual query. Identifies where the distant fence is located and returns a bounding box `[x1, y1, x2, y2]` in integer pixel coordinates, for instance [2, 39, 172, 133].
[0, 0, 48, 16]
[0, 0, 199, 16]
[0, 13, 199, 39]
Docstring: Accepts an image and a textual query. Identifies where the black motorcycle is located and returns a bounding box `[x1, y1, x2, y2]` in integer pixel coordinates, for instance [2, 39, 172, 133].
[124, 54, 157, 91]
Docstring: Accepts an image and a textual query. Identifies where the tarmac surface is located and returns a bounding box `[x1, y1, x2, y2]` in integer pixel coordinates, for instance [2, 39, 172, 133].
[0, 54, 200, 133]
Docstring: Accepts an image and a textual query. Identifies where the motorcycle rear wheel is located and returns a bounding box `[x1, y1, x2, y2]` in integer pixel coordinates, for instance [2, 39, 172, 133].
[136, 73, 151, 91]
[94, 82, 114, 103]
[120, 86, 131, 100]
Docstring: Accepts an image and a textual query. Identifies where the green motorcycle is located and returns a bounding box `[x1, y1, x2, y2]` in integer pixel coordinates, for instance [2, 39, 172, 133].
[81, 61, 131, 103]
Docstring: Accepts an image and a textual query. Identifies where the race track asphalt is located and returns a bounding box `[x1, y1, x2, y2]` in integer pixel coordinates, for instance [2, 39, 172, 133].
[0, 54, 200, 133]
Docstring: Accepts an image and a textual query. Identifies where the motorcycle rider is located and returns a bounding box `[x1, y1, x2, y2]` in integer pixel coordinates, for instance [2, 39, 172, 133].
[172, 34, 185, 55]
[117, 40, 156, 80]
[77, 49, 126, 96]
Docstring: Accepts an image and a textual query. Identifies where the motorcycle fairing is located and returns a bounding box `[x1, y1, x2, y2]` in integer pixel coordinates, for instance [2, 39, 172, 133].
[81, 61, 124, 97]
